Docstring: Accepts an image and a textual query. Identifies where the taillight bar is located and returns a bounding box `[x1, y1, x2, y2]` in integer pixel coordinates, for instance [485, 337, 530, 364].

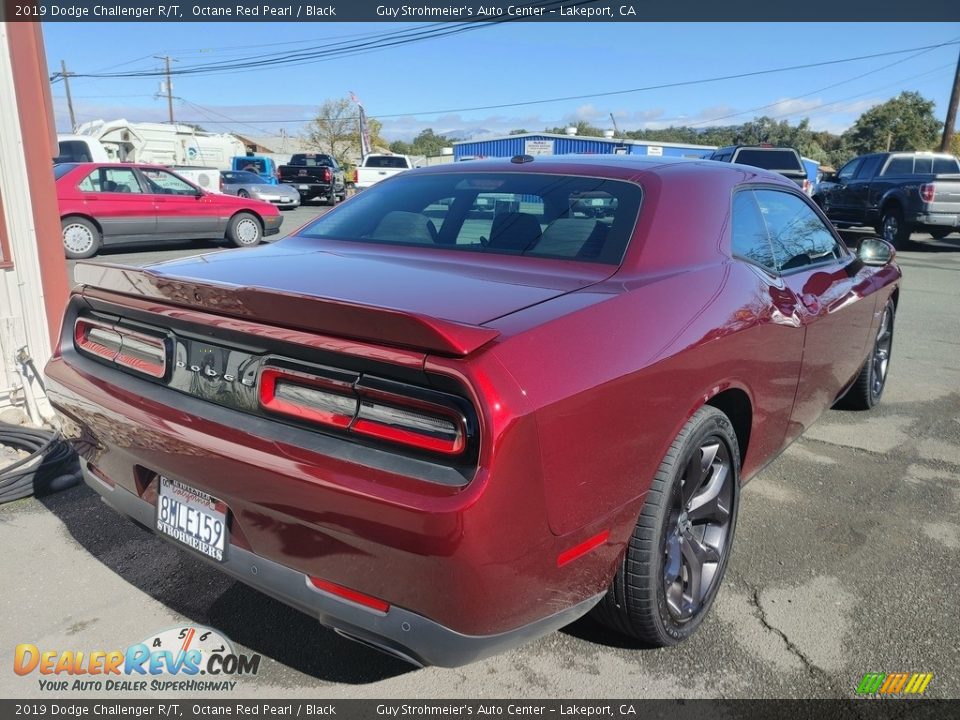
[258, 362, 469, 456]
[920, 183, 936, 203]
[74, 317, 168, 379]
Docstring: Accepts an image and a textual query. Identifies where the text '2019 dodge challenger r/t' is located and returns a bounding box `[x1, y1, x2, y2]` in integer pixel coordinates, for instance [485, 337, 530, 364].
[45, 155, 901, 667]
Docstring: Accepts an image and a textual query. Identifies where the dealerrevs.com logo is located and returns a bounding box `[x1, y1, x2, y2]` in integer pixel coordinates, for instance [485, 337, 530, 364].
[14, 625, 261, 692]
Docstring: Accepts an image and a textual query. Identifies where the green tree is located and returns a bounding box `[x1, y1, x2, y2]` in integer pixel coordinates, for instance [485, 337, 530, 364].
[545, 121, 605, 137]
[842, 91, 942, 155]
[303, 97, 358, 167]
[389, 128, 457, 157]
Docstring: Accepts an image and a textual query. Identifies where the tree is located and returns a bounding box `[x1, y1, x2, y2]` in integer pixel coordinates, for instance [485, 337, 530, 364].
[389, 128, 457, 157]
[843, 91, 942, 156]
[303, 97, 358, 167]
[545, 120, 605, 137]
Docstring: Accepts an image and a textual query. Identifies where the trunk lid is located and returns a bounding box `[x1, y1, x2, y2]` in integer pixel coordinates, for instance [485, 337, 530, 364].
[75, 239, 613, 356]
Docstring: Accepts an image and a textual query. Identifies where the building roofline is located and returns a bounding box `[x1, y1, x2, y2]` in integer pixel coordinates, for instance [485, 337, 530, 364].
[452, 132, 716, 150]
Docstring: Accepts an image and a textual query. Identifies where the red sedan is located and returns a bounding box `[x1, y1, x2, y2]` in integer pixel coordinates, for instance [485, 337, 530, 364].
[45, 155, 900, 666]
[54, 162, 283, 259]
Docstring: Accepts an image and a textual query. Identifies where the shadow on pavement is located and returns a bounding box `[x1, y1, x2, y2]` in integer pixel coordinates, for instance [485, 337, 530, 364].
[39, 483, 415, 685]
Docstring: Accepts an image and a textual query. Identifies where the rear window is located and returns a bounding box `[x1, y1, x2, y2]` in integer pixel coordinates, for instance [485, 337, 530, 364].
[290, 155, 334, 167]
[237, 159, 266, 173]
[55, 140, 93, 164]
[365, 156, 410, 169]
[298, 172, 642, 264]
[733, 149, 804, 172]
[54, 163, 77, 180]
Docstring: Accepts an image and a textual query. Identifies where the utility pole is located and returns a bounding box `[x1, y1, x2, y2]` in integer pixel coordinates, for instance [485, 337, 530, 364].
[940, 46, 960, 153]
[154, 55, 176, 124]
[60, 60, 76, 132]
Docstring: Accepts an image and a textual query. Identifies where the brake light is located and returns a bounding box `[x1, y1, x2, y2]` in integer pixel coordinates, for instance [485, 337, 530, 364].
[323, 167, 332, 183]
[353, 168, 358, 184]
[74, 317, 168, 379]
[258, 364, 468, 456]
[920, 183, 936, 203]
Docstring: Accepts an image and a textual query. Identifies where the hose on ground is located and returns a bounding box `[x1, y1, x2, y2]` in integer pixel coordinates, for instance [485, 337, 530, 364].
[0, 421, 81, 504]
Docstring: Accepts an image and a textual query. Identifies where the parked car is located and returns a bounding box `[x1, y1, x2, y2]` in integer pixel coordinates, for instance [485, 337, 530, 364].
[354, 153, 413, 191]
[708, 145, 811, 194]
[278, 153, 346, 205]
[220, 171, 300, 209]
[813, 151, 960, 247]
[55, 162, 283, 259]
[230, 156, 281, 185]
[45, 155, 900, 667]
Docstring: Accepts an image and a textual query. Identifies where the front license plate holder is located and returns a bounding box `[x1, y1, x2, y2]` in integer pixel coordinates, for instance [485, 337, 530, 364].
[156, 476, 228, 562]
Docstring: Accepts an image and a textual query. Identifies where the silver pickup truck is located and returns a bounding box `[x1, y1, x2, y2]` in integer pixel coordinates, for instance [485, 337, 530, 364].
[814, 151, 960, 247]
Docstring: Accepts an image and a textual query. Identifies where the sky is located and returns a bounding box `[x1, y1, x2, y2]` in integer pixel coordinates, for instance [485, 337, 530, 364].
[43, 22, 960, 145]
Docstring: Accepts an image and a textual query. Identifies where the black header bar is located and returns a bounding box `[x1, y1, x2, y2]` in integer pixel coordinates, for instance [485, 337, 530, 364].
[1, 0, 958, 22]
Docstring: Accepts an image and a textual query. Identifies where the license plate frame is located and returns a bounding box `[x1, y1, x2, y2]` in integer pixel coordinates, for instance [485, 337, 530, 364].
[156, 476, 228, 562]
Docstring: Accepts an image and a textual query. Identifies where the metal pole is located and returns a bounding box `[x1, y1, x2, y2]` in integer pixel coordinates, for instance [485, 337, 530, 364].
[60, 60, 76, 132]
[940, 47, 960, 153]
[154, 55, 176, 124]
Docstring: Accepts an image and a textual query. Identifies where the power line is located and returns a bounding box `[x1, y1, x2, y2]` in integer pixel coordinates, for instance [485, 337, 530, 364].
[165, 42, 960, 126]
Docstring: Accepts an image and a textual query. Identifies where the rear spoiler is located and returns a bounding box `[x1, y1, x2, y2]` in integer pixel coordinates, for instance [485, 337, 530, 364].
[74, 262, 500, 358]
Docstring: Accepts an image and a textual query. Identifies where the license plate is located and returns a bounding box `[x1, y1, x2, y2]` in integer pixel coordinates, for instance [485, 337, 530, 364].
[299, 184, 310, 190]
[156, 477, 228, 562]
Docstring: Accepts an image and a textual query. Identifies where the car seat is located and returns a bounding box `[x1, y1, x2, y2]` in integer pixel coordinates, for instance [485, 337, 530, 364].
[369, 211, 439, 244]
[487, 212, 542, 252]
[535, 219, 609, 258]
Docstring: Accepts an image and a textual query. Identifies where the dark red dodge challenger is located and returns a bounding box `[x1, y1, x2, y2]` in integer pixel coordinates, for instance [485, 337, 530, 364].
[45, 155, 900, 666]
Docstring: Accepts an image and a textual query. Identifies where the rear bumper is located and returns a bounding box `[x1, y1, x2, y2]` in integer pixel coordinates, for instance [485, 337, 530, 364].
[913, 212, 960, 227]
[83, 467, 602, 667]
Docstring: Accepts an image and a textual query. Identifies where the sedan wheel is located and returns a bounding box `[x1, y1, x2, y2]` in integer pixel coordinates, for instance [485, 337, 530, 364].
[61, 217, 101, 259]
[226, 213, 262, 248]
[237, 189, 249, 199]
[592, 406, 739, 646]
[836, 299, 895, 410]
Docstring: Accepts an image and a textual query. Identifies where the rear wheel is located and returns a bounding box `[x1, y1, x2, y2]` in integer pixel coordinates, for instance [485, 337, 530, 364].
[836, 299, 895, 410]
[592, 406, 739, 646]
[226, 213, 262, 248]
[881, 206, 910, 249]
[327, 192, 339, 206]
[237, 189, 249, 199]
[61, 217, 101, 259]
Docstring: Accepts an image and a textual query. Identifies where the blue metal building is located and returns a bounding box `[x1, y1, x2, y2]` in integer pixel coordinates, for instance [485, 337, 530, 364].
[453, 132, 716, 162]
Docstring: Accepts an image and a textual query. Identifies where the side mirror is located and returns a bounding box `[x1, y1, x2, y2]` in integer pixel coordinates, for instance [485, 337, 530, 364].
[858, 237, 895, 266]
[821, 172, 837, 183]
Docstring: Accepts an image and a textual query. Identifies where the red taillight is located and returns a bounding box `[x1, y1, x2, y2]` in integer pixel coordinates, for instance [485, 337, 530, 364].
[219, 174, 224, 192]
[323, 167, 331, 183]
[920, 183, 936, 203]
[74, 317, 167, 379]
[307, 577, 390, 613]
[258, 364, 468, 456]
[353, 169, 358, 184]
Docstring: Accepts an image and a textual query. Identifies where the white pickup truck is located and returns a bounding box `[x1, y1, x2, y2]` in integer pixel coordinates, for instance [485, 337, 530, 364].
[354, 154, 413, 190]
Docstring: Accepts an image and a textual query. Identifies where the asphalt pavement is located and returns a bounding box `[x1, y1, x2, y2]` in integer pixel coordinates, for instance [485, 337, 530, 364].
[3, 223, 959, 699]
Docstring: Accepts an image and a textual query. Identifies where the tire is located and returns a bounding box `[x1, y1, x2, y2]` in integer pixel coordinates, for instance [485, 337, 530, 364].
[326, 192, 339, 207]
[880, 206, 910, 249]
[237, 189, 249, 199]
[226, 213, 262, 248]
[929, 227, 952, 240]
[836, 299, 895, 411]
[592, 406, 740, 646]
[61, 217, 101, 259]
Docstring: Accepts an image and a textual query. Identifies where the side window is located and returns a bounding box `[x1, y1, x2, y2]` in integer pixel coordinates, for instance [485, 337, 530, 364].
[933, 156, 960, 174]
[79, 168, 142, 193]
[914, 156, 933, 174]
[140, 169, 198, 195]
[837, 158, 862, 181]
[753, 189, 843, 272]
[882, 156, 913, 175]
[854, 155, 882, 179]
[731, 190, 777, 271]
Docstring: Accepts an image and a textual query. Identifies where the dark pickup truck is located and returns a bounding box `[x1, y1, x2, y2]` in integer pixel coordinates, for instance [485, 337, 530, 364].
[278, 153, 347, 205]
[707, 145, 811, 194]
[814, 151, 960, 247]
